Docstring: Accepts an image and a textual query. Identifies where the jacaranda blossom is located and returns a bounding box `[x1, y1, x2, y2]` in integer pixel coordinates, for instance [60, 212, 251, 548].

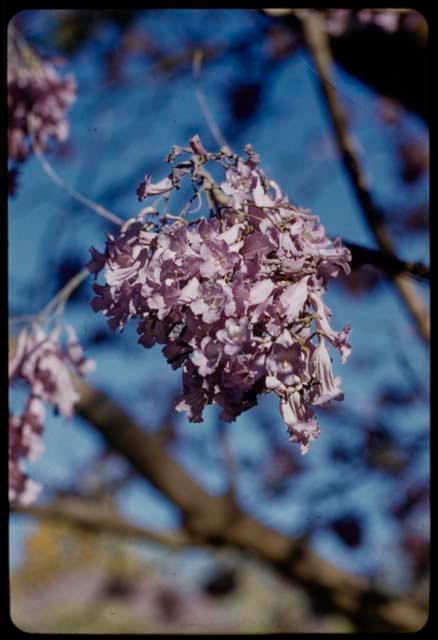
[9, 323, 94, 504]
[7, 26, 77, 195]
[88, 136, 352, 453]
[324, 8, 419, 36]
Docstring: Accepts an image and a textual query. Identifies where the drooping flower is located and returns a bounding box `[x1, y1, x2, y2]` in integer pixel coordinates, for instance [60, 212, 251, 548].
[7, 25, 77, 195]
[310, 337, 344, 405]
[89, 135, 352, 453]
[8, 323, 94, 505]
[280, 393, 321, 455]
[136, 175, 174, 201]
[309, 291, 352, 363]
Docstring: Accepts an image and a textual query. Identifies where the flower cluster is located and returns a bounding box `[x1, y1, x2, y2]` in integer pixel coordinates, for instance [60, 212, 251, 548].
[7, 27, 76, 195]
[325, 9, 423, 37]
[9, 323, 94, 505]
[88, 136, 351, 453]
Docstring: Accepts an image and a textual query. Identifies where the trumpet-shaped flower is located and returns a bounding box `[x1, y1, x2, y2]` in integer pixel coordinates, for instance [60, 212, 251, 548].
[9, 323, 94, 504]
[89, 135, 351, 453]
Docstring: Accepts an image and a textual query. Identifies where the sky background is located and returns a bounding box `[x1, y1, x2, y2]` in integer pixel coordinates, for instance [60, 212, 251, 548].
[9, 8, 429, 595]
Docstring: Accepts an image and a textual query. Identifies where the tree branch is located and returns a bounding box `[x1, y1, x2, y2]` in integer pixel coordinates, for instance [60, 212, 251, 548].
[344, 240, 429, 281]
[72, 380, 427, 632]
[299, 10, 429, 344]
[261, 9, 428, 121]
[11, 499, 192, 550]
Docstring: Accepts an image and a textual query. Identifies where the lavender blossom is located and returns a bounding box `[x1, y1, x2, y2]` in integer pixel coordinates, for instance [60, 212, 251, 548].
[324, 9, 420, 38]
[89, 135, 352, 453]
[7, 27, 76, 195]
[310, 337, 344, 405]
[9, 323, 94, 505]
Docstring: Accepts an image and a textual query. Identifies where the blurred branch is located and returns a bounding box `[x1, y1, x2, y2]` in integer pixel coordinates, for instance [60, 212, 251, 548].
[344, 241, 429, 281]
[217, 419, 239, 507]
[73, 380, 427, 632]
[12, 499, 192, 550]
[329, 16, 428, 122]
[193, 49, 229, 150]
[299, 10, 430, 344]
[261, 9, 427, 121]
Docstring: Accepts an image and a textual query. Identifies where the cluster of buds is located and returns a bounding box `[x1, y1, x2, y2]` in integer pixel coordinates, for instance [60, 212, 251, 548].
[7, 25, 76, 195]
[9, 324, 94, 505]
[88, 136, 351, 454]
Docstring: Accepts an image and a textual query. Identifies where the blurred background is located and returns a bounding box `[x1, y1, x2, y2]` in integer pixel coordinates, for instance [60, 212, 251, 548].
[8, 8, 429, 633]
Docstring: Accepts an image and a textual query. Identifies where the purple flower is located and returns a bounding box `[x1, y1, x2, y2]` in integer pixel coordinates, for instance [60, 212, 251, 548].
[199, 239, 240, 279]
[267, 338, 306, 388]
[137, 175, 174, 201]
[310, 337, 344, 405]
[191, 337, 222, 376]
[280, 393, 320, 455]
[9, 323, 94, 504]
[190, 281, 232, 324]
[216, 317, 249, 356]
[175, 361, 208, 423]
[7, 30, 76, 196]
[90, 135, 352, 453]
[249, 279, 275, 306]
[252, 178, 283, 208]
[309, 291, 352, 363]
[220, 158, 258, 210]
[279, 277, 309, 321]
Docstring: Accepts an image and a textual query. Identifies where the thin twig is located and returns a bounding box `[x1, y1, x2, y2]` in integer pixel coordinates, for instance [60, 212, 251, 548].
[299, 10, 430, 344]
[8, 267, 91, 331]
[38, 267, 90, 321]
[31, 134, 124, 226]
[193, 49, 230, 150]
[13, 27, 122, 227]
